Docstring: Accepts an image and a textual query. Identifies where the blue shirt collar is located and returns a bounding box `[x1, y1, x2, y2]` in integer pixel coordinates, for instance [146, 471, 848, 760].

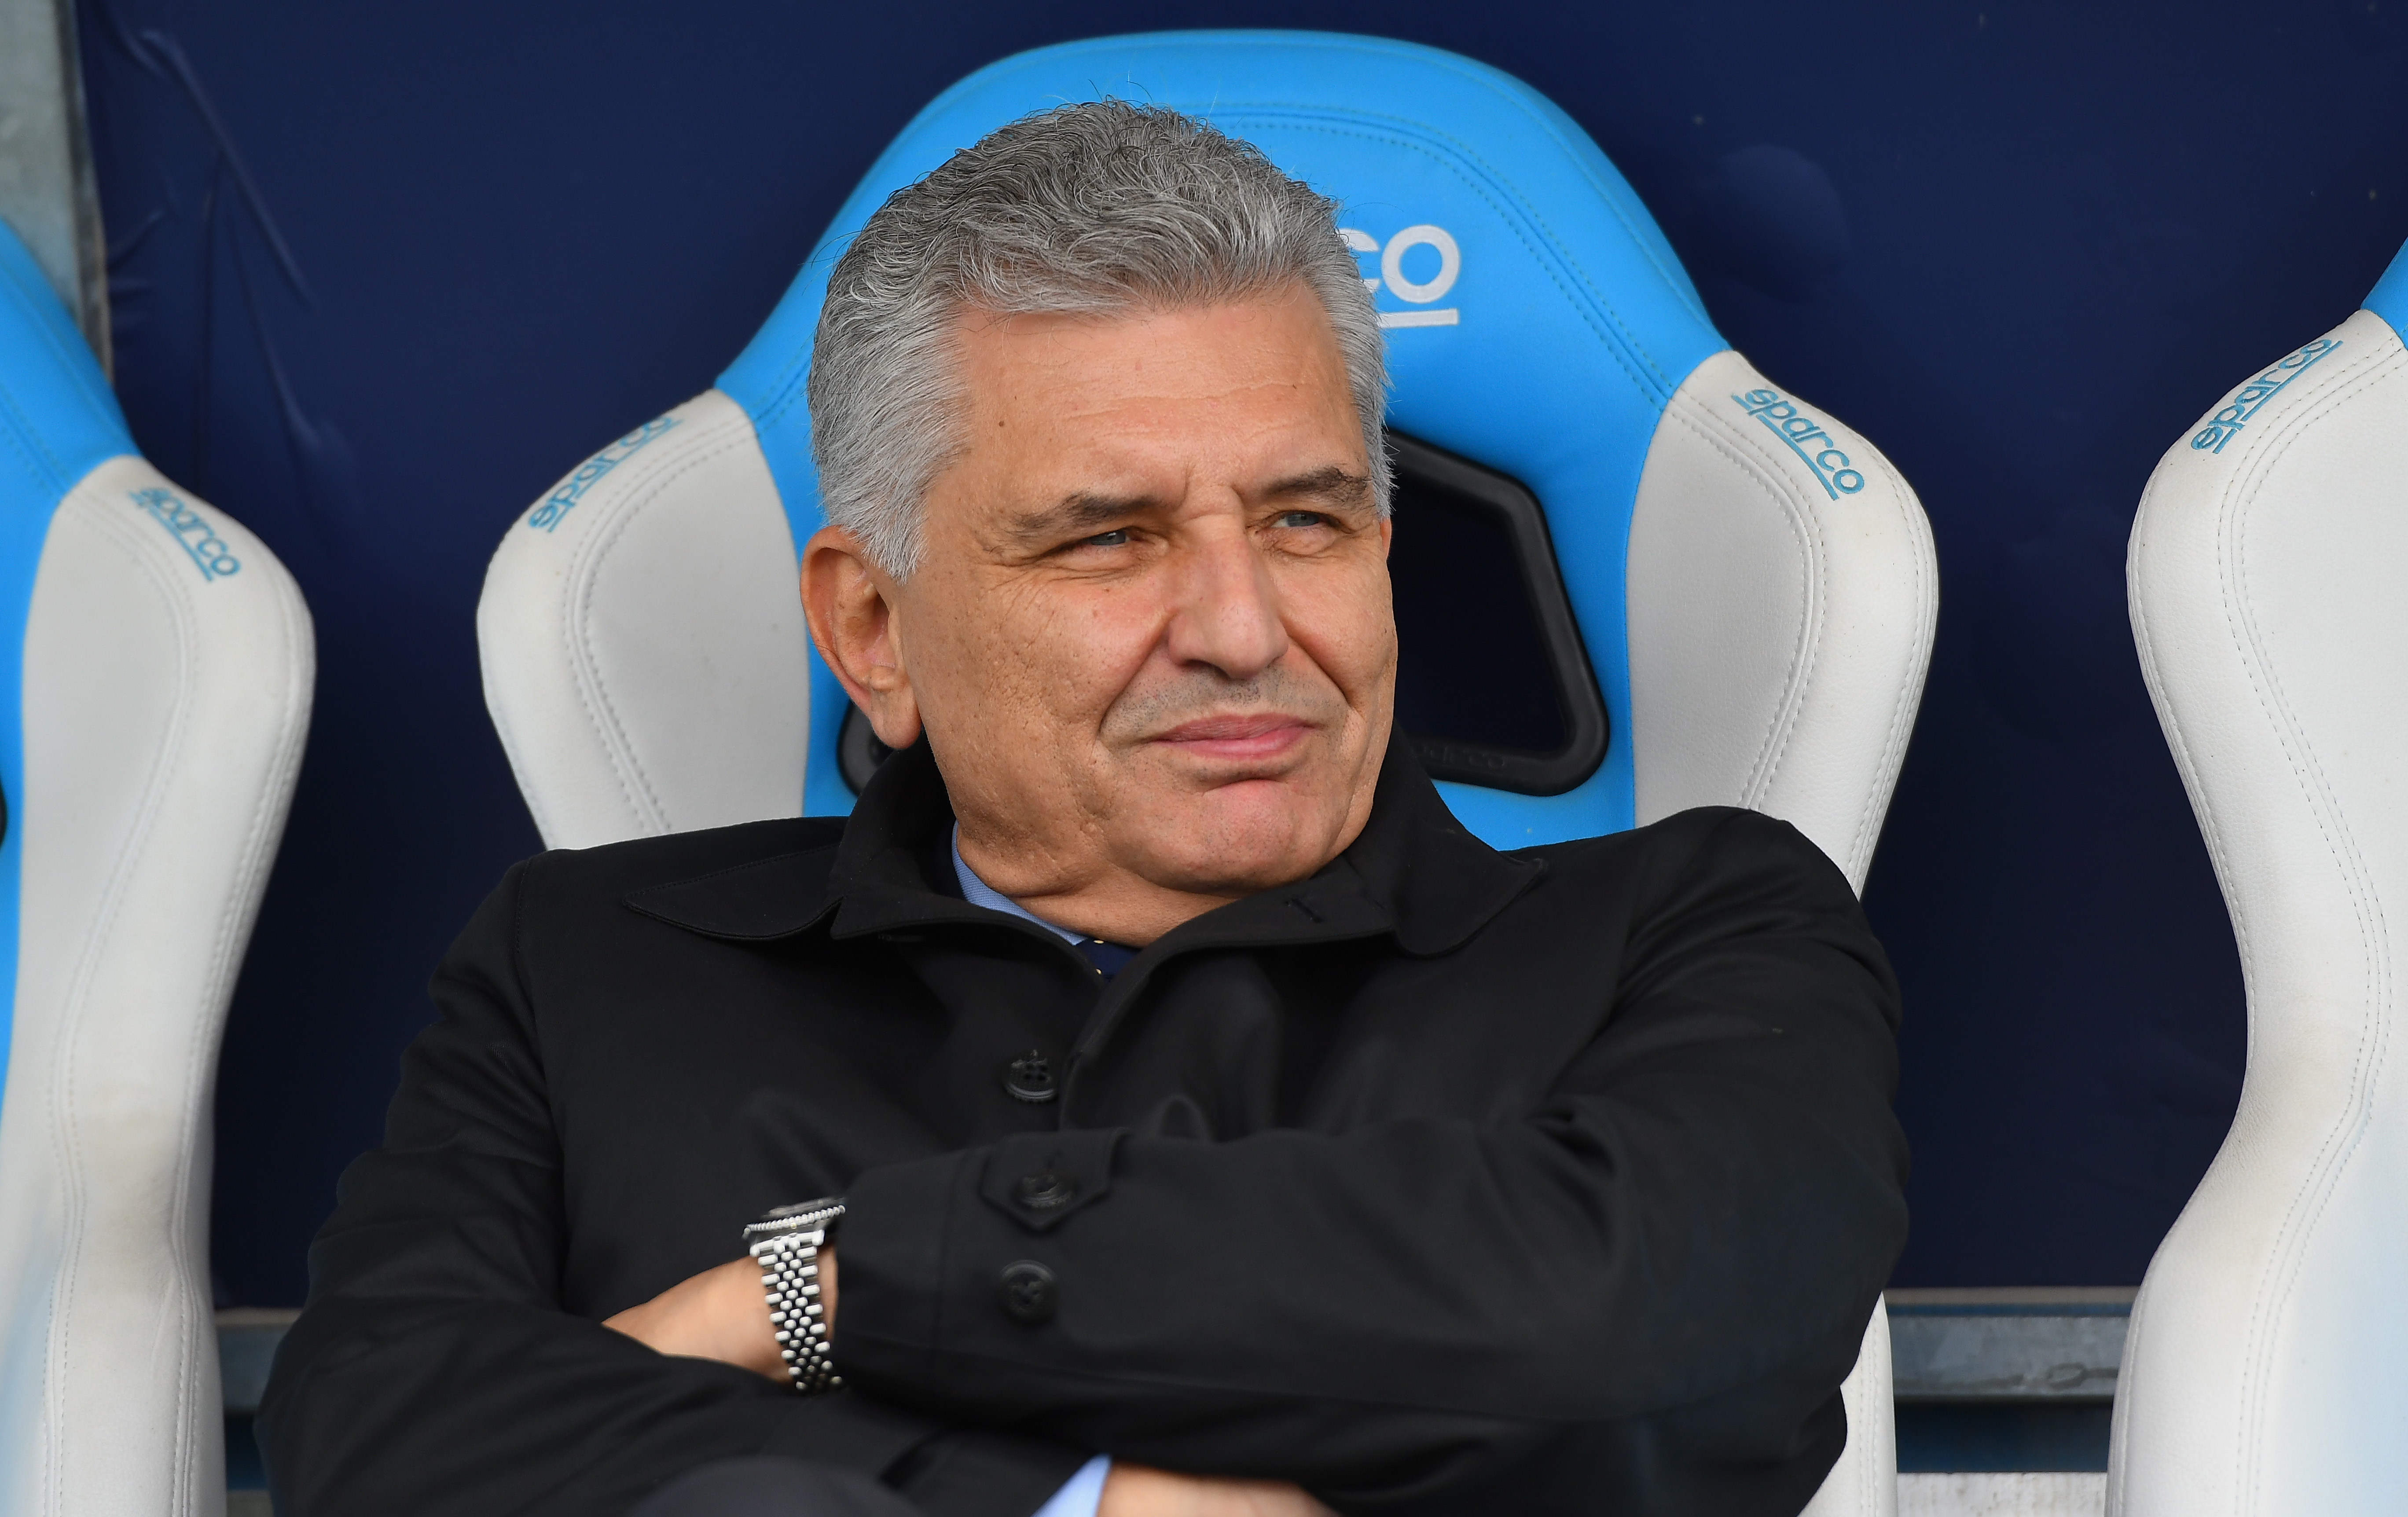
[952, 824, 1086, 945]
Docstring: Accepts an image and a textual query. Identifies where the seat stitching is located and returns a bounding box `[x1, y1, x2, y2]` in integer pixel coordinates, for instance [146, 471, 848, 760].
[549, 404, 767, 836]
[1650, 393, 1814, 816]
[571, 413, 773, 832]
[745, 32, 1713, 420]
[2122, 459, 2224, 1512]
[2234, 352, 2400, 1512]
[1731, 455, 1827, 821]
[1841, 444, 1934, 890]
[2220, 347, 2397, 1510]
[180, 550, 308, 1512]
[2195, 336, 2399, 1510]
[750, 122, 1673, 435]
[169, 516, 312, 1513]
[1665, 368, 1931, 890]
[1230, 119, 1667, 403]
[744, 83, 1706, 432]
[525, 405, 741, 834]
[1181, 33, 1712, 333]
[66, 484, 310, 1514]
[34, 488, 200, 1513]
[1212, 103, 1687, 394]
[2125, 465, 2243, 1517]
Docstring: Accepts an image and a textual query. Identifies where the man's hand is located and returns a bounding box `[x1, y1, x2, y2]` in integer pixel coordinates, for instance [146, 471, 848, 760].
[1099, 1465, 1335, 1517]
[602, 1247, 838, 1381]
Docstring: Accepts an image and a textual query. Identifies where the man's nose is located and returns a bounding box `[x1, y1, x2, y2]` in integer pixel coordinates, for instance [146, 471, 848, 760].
[1163, 519, 1290, 681]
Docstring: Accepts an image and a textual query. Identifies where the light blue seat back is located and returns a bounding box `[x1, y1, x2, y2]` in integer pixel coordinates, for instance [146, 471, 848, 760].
[719, 30, 1728, 847]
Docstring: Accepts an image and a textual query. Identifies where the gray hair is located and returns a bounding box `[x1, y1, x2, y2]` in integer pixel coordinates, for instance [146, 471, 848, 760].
[807, 100, 1391, 577]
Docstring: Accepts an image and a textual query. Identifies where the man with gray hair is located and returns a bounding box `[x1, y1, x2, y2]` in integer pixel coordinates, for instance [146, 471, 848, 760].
[263, 103, 1905, 1517]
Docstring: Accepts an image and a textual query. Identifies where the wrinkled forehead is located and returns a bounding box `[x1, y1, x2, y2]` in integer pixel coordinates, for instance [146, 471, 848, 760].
[925, 297, 1370, 552]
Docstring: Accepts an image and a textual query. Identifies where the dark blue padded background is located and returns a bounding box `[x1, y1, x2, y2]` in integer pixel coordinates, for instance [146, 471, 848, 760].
[0, 221, 132, 1109]
[722, 32, 1725, 845]
[72, 0, 2408, 1307]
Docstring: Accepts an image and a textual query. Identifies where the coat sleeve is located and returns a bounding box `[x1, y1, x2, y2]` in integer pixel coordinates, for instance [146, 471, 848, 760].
[256, 858, 1087, 1517]
[835, 810, 1908, 1512]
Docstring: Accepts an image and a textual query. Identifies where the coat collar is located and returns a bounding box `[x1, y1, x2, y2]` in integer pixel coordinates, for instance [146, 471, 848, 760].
[624, 728, 1541, 958]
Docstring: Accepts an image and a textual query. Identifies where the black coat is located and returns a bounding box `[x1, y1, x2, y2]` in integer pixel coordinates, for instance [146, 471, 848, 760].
[259, 737, 1907, 1517]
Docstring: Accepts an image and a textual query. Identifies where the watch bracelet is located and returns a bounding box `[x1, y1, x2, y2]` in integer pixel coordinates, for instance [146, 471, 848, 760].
[745, 1199, 845, 1394]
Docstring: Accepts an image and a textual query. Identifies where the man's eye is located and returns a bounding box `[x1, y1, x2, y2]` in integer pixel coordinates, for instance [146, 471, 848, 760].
[1275, 511, 1329, 530]
[1082, 529, 1131, 548]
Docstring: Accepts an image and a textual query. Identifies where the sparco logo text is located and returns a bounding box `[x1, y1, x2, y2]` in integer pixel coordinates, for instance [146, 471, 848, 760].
[132, 487, 241, 581]
[1730, 389, 1866, 499]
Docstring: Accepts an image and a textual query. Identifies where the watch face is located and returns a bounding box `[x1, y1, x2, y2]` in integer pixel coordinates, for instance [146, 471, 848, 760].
[760, 1197, 844, 1224]
[745, 1197, 846, 1243]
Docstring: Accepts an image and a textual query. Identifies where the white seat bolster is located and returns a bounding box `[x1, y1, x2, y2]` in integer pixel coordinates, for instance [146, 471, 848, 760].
[0, 454, 312, 1517]
[1800, 1305, 1900, 1517]
[1628, 348, 1938, 893]
[478, 389, 809, 852]
[2114, 308, 2408, 1517]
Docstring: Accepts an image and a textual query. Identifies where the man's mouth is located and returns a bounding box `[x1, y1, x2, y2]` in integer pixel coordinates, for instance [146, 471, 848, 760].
[1151, 712, 1315, 764]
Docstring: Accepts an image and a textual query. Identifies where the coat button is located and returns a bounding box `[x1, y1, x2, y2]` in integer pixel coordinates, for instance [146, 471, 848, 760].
[1015, 1170, 1079, 1210]
[1003, 1051, 1057, 1103]
[998, 1260, 1057, 1323]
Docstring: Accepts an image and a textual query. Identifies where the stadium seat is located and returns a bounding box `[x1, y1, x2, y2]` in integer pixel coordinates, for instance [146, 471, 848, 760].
[477, 33, 1938, 1514]
[2114, 238, 2408, 1515]
[0, 222, 313, 1515]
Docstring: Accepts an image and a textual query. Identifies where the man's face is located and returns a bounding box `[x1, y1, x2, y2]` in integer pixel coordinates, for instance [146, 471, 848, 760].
[803, 283, 1395, 937]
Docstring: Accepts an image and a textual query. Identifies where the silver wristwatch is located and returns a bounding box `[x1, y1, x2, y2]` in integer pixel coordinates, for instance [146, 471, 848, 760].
[743, 1197, 845, 1394]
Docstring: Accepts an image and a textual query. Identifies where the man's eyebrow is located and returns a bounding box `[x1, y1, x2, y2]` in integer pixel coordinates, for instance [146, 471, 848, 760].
[1002, 493, 1150, 545]
[1264, 465, 1375, 509]
[1001, 465, 1373, 545]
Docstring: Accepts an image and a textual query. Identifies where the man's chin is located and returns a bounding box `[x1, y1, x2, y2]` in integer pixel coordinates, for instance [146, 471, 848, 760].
[1121, 784, 1356, 896]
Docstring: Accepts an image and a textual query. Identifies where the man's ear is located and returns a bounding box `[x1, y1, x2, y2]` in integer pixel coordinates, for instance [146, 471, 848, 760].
[800, 526, 924, 751]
